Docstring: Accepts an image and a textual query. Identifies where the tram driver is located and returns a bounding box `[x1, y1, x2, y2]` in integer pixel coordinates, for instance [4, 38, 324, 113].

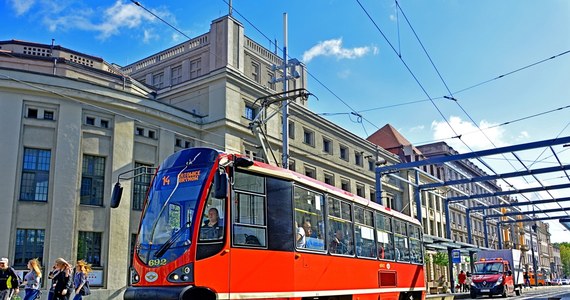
[200, 207, 223, 240]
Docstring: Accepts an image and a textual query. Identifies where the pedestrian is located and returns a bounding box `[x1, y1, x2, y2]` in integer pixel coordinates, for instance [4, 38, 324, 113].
[465, 272, 472, 292]
[52, 258, 72, 300]
[458, 270, 467, 292]
[0, 257, 21, 300]
[47, 264, 59, 300]
[524, 271, 530, 288]
[73, 260, 92, 300]
[23, 258, 42, 300]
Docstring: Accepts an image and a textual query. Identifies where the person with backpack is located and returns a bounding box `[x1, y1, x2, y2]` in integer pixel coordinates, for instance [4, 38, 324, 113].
[0, 257, 20, 300]
[72, 260, 92, 299]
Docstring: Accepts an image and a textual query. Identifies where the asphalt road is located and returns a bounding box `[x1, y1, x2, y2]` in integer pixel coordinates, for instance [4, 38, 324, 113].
[456, 285, 570, 300]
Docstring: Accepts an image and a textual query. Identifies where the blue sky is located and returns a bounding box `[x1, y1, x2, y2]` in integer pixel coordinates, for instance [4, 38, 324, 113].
[2, 0, 570, 241]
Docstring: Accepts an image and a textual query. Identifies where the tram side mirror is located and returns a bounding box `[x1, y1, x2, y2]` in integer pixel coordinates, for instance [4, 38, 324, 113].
[110, 182, 123, 208]
[213, 172, 228, 199]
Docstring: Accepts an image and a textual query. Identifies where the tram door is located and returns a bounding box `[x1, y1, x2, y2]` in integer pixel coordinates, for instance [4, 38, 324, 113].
[228, 174, 295, 297]
[194, 195, 230, 296]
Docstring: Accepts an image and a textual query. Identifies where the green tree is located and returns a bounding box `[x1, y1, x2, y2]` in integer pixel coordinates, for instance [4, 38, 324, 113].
[559, 242, 570, 277]
[433, 251, 449, 267]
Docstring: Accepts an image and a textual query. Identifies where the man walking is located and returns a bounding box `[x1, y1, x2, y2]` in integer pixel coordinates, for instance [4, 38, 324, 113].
[0, 258, 20, 300]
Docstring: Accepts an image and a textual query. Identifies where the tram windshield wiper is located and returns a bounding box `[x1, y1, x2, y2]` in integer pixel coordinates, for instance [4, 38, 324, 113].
[154, 221, 191, 258]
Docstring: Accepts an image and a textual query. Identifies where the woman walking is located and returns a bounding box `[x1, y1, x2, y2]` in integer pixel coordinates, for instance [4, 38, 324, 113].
[72, 260, 91, 300]
[52, 258, 72, 300]
[23, 259, 42, 300]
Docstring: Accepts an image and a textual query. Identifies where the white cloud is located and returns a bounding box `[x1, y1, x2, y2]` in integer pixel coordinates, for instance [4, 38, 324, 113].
[302, 38, 376, 63]
[37, 0, 172, 40]
[431, 116, 507, 153]
[409, 125, 425, 133]
[143, 29, 159, 43]
[9, 0, 36, 16]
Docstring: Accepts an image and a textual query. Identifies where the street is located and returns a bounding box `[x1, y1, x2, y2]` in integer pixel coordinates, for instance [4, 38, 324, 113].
[461, 286, 570, 300]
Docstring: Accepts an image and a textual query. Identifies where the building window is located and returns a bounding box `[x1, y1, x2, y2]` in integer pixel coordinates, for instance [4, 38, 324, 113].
[80, 155, 105, 206]
[148, 130, 156, 139]
[303, 128, 314, 146]
[368, 160, 375, 172]
[324, 173, 334, 186]
[86, 117, 95, 126]
[305, 166, 316, 179]
[341, 178, 350, 192]
[171, 65, 182, 85]
[135, 127, 144, 136]
[356, 184, 365, 197]
[27, 108, 38, 119]
[369, 188, 376, 201]
[77, 231, 102, 266]
[323, 138, 332, 154]
[44, 111, 54, 120]
[355, 152, 363, 166]
[267, 71, 276, 90]
[14, 229, 45, 267]
[288, 159, 295, 172]
[244, 103, 256, 120]
[130, 233, 137, 267]
[251, 62, 260, 82]
[190, 58, 202, 78]
[288, 121, 295, 139]
[339, 145, 349, 161]
[20, 148, 51, 201]
[133, 162, 153, 211]
[100, 119, 109, 128]
[153, 72, 164, 89]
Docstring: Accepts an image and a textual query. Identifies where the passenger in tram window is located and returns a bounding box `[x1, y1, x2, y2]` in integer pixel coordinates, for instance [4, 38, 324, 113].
[296, 220, 311, 248]
[330, 229, 348, 254]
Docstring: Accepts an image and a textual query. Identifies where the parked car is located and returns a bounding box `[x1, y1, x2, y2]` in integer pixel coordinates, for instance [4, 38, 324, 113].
[562, 278, 570, 285]
[552, 278, 563, 285]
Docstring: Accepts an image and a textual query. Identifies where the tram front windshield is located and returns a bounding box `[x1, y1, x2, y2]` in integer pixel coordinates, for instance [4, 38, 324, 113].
[135, 149, 218, 266]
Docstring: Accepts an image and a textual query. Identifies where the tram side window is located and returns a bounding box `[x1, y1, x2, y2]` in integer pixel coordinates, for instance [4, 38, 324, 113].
[232, 172, 267, 247]
[354, 207, 376, 258]
[393, 219, 409, 262]
[328, 198, 354, 256]
[294, 186, 325, 250]
[199, 188, 226, 242]
[375, 213, 394, 260]
[408, 224, 423, 264]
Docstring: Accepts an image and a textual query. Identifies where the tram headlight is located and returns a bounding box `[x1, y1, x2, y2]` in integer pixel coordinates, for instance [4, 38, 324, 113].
[168, 263, 194, 283]
[130, 268, 140, 285]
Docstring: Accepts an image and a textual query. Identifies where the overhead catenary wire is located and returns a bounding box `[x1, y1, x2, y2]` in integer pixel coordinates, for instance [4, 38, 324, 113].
[357, 0, 566, 218]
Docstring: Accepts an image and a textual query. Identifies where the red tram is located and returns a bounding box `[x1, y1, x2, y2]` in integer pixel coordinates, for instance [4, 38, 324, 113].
[114, 148, 425, 300]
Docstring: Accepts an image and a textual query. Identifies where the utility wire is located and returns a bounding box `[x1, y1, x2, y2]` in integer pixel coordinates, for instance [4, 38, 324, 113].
[355, 0, 460, 142]
[222, 0, 379, 134]
[363, 0, 556, 215]
[130, 1, 192, 40]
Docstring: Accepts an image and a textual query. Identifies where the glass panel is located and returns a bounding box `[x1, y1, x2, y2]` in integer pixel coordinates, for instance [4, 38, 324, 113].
[328, 218, 354, 255]
[234, 172, 265, 194]
[294, 187, 325, 250]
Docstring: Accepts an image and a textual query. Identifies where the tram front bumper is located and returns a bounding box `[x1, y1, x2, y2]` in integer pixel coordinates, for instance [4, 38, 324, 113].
[124, 285, 218, 300]
[124, 286, 190, 300]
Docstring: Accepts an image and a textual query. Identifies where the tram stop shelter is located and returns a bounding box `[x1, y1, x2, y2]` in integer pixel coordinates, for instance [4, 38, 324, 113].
[374, 136, 570, 293]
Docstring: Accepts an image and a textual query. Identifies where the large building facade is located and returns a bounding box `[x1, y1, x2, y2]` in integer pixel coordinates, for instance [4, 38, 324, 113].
[0, 15, 406, 298]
